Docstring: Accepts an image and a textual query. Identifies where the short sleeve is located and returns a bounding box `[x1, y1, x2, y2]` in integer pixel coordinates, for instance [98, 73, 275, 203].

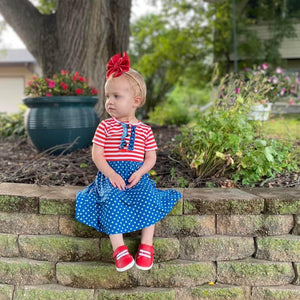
[145, 127, 158, 152]
[92, 121, 107, 147]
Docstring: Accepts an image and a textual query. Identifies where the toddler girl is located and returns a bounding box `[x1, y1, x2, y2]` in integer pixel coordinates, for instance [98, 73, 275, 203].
[75, 52, 182, 272]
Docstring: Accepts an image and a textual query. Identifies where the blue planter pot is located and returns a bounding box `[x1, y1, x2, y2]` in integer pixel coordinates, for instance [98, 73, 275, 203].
[23, 96, 100, 155]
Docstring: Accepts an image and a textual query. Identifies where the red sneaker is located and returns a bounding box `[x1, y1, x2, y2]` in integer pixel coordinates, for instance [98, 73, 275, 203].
[135, 244, 154, 271]
[113, 245, 134, 272]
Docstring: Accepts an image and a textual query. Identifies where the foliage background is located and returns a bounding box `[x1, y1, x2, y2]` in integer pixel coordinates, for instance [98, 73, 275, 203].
[129, 0, 300, 119]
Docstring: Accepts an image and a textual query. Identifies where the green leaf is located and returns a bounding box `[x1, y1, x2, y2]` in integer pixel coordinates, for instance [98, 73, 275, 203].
[264, 147, 274, 162]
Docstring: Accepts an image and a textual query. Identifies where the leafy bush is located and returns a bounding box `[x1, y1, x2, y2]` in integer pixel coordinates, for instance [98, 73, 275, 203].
[242, 63, 300, 103]
[0, 108, 27, 139]
[147, 86, 210, 126]
[148, 101, 191, 126]
[168, 85, 211, 107]
[175, 82, 298, 186]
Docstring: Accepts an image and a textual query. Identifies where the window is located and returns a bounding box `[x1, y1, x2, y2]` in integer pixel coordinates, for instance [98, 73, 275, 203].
[246, 0, 300, 20]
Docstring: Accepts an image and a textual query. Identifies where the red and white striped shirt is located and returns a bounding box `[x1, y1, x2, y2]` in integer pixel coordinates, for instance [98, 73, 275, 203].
[92, 118, 158, 162]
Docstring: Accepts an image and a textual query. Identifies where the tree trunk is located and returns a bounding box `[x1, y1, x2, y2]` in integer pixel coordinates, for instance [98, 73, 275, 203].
[0, 0, 132, 117]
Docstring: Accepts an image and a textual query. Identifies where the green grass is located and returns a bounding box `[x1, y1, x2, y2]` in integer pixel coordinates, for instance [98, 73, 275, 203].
[262, 114, 300, 165]
[262, 114, 300, 141]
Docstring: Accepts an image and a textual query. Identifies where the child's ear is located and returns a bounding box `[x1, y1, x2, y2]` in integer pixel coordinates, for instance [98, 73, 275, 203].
[134, 96, 142, 107]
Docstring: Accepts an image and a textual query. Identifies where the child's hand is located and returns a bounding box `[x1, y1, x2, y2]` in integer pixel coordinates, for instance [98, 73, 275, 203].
[127, 171, 142, 189]
[108, 172, 126, 191]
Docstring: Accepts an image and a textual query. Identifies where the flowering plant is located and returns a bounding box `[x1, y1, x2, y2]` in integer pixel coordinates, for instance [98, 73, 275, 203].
[216, 63, 299, 107]
[242, 63, 299, 104]
[25, 70, 99, 97]
[216, 69, 272, 109]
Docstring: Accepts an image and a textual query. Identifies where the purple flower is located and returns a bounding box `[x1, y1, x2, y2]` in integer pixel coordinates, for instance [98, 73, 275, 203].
[275, 67, 284, 74]
[235, 88, 240, 94]
[261, 63, 269, 70]
[272, 77, 279, 84]
[280, 88, 286, 96]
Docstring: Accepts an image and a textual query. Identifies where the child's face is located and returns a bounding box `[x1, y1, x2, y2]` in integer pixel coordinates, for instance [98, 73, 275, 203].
[105, 75, 140, 121]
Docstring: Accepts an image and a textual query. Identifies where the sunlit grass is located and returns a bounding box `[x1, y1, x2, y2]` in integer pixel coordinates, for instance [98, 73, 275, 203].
[262, 114, 300, 141]
[262, 114, 300, 165]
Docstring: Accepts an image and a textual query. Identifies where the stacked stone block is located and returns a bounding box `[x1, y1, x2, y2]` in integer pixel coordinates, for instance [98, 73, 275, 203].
[0, 182, 299, 299]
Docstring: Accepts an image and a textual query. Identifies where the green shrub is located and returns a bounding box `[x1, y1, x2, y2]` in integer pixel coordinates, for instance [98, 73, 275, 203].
[0, 108, 27, 139]
[176, 107, 298, 186]
[148, 101, 191, 126]
[175, 70, 298, 186]
[168, 85, 211, 107]
[147, 85, 211, 126]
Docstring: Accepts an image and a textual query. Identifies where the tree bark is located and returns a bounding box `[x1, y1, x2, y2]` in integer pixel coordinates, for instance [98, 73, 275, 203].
[0, 0, 132, 116]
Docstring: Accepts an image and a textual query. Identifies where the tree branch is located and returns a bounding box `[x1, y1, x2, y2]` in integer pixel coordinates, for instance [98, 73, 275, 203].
[0, 0, 42, 51]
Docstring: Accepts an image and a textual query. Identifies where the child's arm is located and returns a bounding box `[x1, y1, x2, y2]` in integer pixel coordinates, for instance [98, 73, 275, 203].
[127, 150, 156, 188]
[92, 144, 126, 190]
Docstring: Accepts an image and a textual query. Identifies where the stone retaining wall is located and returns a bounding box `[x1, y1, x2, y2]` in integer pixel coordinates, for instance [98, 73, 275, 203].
[0, 183, 299, 299]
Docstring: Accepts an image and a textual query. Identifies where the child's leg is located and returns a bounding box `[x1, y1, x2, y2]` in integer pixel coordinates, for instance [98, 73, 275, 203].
[110, 233, 134, 272]
[109, 233, 125, 251]
[136, 224, 155, 270]
[141, 224, 155, 245]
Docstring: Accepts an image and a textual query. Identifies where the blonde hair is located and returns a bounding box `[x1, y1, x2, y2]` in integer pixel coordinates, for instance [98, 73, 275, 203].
[107, 68, 147, 107]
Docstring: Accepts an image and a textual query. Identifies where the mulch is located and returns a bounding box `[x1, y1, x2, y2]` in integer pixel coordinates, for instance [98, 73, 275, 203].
[0, 126, 299, 188]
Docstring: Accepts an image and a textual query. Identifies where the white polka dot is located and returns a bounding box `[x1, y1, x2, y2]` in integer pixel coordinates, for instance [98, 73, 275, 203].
[75, 160, 182, 234]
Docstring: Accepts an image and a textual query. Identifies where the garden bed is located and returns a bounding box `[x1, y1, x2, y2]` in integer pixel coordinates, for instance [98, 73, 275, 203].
[0, 125, 299, 188]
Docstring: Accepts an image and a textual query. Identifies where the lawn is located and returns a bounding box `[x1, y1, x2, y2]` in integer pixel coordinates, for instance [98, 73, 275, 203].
[262, 114, 300, 141]
[262, 114, 300, 165]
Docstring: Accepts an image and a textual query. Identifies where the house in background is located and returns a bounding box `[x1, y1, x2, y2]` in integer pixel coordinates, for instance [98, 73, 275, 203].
[0, 49, 40, 113]
[231, 0, 300, 73]
[253, 23, 300, 72]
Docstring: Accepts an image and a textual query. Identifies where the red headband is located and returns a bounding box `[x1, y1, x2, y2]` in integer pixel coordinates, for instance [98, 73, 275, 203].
[106, 52, 130, 79]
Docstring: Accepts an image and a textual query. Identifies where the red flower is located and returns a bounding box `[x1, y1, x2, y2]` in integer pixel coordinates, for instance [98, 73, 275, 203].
[91, 88, 97, 95]
[48, 80, 55, 88]
[106, 52, 130, 79]
[75, 88, 84, 95]
[25, 70, 99, 97]
[60, 82, 68, 90]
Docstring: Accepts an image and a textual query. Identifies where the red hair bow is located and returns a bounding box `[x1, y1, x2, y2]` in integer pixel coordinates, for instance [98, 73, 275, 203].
[106, 52, 130, 79]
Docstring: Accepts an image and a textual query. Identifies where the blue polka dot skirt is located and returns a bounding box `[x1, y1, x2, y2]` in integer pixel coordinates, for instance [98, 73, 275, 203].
[75, 161, 182, 235]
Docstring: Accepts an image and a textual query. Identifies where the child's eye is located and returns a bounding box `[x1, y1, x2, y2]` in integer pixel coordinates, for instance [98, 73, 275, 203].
[114, 94, 119, 99]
